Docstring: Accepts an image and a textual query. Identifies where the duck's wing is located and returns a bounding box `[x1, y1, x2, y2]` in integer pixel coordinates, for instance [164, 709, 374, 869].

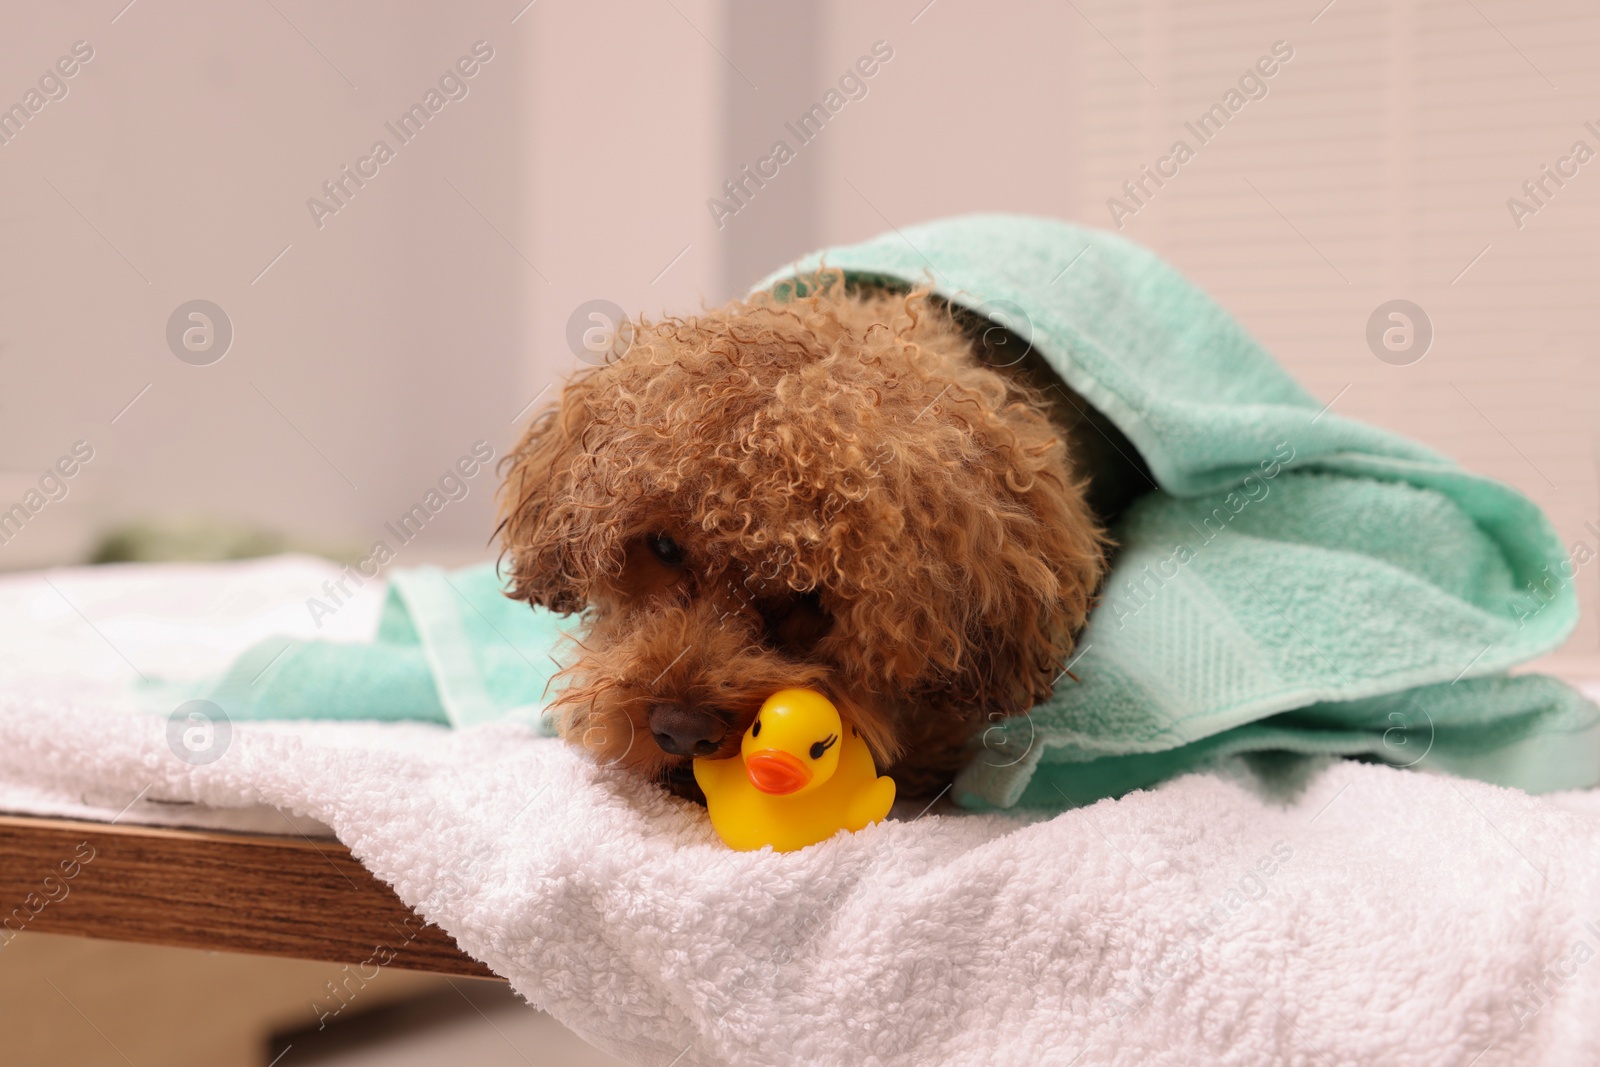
[693, 756, 742, 797]
[845, 774, 896, 831]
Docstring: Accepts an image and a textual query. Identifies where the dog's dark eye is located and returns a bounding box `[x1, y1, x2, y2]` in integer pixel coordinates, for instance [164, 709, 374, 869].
[646, 533, 684, 567]
[752, 719, 761, 737]
[809, 734, 838, 760]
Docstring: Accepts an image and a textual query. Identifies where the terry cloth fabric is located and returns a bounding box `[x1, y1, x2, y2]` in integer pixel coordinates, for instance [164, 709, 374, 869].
[4, 557, 1600, 1066]
[160, 563, 575, 730]
[753, 213, 1600, 809]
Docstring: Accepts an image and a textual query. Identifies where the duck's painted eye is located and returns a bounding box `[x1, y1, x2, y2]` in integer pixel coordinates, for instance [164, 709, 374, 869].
[646, 533, 684, 567]
[809, 734, 838, 760]
[752, 718, 761, 738]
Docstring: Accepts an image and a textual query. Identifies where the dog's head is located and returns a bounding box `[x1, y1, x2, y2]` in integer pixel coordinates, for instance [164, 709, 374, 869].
[497, 277, 1105, 796]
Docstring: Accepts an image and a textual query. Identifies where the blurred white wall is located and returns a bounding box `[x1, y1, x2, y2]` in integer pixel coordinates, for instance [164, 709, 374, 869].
[0, 1, 535, 567]
[0, 0, 719, 574]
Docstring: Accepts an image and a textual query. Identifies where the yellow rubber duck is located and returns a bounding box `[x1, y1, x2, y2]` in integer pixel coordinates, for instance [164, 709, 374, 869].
[694, 688, 897, 853]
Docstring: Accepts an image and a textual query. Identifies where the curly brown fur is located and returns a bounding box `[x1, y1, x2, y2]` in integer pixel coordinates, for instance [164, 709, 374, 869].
[497, 274, 1109, 799]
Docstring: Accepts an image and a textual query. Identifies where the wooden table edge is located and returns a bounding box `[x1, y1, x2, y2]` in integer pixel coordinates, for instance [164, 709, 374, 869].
[0, 813, 500, 979]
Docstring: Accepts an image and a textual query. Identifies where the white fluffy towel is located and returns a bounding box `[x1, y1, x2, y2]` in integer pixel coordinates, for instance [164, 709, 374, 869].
[1, 557, 1599, 1066]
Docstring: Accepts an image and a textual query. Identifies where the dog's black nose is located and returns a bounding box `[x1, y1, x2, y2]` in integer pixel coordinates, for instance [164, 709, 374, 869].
[648, 703, 726, 757]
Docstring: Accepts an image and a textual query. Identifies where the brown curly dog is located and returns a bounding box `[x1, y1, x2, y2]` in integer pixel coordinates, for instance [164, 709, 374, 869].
[497, 273, 1151, 800]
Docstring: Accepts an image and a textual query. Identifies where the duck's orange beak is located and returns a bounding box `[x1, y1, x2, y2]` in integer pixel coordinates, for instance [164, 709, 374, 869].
[745, 750, 811, 795]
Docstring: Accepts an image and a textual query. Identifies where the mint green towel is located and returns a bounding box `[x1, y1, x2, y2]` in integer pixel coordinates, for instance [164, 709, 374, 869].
[753, 213, 1600, 807]
[201, 564, 574, 730]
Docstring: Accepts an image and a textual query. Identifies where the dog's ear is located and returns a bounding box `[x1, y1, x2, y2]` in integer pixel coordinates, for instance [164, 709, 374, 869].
[825, 402, 1106, 720]
[497, 373, 606, 614]
[946, 404, 1107, 716]
[807, 294, 1108, 724]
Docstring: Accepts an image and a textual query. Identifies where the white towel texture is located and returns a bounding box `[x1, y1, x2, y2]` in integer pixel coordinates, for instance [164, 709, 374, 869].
[2, 557, 1599, 1066]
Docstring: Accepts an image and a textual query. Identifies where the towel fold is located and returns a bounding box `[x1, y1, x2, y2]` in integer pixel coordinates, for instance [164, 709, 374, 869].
[193, 564, 574, 730]
[752, 213, 1600, 807]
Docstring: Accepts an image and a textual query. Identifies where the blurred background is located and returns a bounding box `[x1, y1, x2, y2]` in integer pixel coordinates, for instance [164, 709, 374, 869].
[3, 0, 1600, 1061]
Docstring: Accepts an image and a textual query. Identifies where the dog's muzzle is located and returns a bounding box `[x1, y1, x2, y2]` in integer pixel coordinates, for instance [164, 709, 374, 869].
[648, 702, 727, 757]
